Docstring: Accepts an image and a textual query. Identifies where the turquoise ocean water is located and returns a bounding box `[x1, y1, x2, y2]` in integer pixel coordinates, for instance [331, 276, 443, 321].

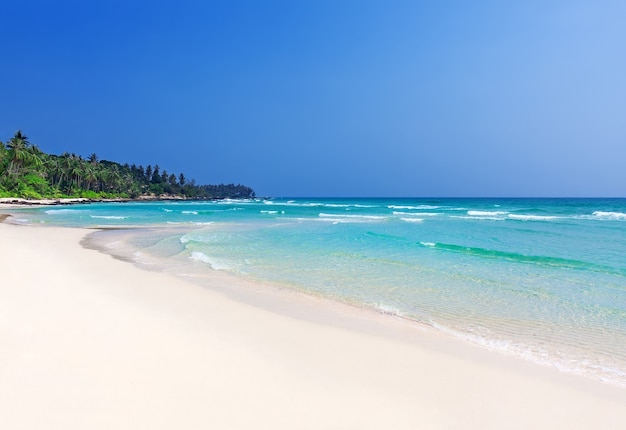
[10, 198, 626, 385]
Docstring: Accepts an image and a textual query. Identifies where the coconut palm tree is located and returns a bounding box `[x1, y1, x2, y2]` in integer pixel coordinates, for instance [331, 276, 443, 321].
[6, 130, 31, 176]
[44, 157, 60, 188]
[84, 164, 98, 191]
[27, 143, 44, 172]
[69, 159, 83, 192]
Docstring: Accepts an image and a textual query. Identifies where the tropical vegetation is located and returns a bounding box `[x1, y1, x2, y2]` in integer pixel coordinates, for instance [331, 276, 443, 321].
[0, 131, 255, 200]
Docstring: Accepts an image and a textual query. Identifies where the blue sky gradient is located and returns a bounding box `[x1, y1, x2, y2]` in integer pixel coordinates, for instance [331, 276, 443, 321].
[1, 1, 624, 197]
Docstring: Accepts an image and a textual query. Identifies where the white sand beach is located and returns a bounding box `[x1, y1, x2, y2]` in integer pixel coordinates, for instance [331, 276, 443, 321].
[1, 220, 625, 429]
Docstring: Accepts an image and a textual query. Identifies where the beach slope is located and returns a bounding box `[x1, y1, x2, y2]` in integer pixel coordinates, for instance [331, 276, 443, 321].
[0, 222, 625, 429]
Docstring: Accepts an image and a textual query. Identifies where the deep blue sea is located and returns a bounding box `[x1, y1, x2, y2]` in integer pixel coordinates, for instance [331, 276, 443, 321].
[10, 198, 626, 385]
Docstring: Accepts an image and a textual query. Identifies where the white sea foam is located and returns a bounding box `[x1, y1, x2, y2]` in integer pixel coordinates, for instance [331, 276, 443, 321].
[182, 211, 198, 215]
[189, 252, 230, 270]
[318, 213, 387, 223]
[429, 321, 626, 386]
[593, 211, 626, 220]
[508, 214, 559, 221]
[316, 217, 352, 224]
[90, 215, 128, 219]
[217, 198, 250, 204]
[260, 210, 284, 215]
[373, 303, 405, 317]
[308, 216, 366, 224]
[400, 217, 424, 223]
[393, 211, 439, 217]
[105, 241, 122, 249]
[162, 208, 173, 212]
[467, 210, 508, 217]
[420, 242, 436, 247]
[275, 201, 324, 207]
[388, 205, 440, 210]
[451, 215, 504, 221]
[44, 209, 82, 214]
[427, 321, 546, 363]
[217, 199, 247, 205]
[133, 251, 156, 265]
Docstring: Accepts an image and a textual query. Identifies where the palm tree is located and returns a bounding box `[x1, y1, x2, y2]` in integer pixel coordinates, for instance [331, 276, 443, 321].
[7, 130, 30, 176]
[58, 153, 72, 193]
[27, 144, 44, 172]
[69, 159, 83, 191]
[84, 164, 97, 191]
[44, 157, 59, 188]
[109, 167, 122, 192]
[97, 167, 109, 192]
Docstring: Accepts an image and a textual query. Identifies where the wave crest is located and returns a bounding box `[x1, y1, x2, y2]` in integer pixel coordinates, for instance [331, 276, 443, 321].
[189, 252, 231, 270]
[593, 211, 626, 220]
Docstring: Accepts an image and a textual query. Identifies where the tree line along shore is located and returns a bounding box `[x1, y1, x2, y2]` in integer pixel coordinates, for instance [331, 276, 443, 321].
[0, 131, 255, 201]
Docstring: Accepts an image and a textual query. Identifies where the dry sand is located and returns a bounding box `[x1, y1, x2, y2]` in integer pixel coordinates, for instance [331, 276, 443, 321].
[1, 220, 625, 429]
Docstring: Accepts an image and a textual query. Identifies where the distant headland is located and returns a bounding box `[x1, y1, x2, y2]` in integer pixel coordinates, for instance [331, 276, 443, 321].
[0, 130, 255, 202]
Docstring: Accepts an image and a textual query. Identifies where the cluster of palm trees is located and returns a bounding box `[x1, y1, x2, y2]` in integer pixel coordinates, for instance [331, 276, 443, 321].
[44, 152, 135, 195]
[1, 130, 42, 177]
[0, 131, 138, 197]
[0, 130, 255, 200]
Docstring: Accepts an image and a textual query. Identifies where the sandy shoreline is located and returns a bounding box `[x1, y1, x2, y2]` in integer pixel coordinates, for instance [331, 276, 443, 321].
[1, 220, 625, 429]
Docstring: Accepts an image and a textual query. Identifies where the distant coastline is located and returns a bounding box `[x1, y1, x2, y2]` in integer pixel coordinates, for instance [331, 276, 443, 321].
[0, 195, 250, 207]
[1, 130, 255, 201]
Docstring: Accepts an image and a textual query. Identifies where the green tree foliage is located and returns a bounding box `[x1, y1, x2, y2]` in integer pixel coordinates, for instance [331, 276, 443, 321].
[0, 131, 255, 200]
[0, 140, 6, 165]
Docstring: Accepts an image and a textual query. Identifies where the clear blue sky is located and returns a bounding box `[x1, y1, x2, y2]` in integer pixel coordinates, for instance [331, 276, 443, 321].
[1, 1, 624, 197]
